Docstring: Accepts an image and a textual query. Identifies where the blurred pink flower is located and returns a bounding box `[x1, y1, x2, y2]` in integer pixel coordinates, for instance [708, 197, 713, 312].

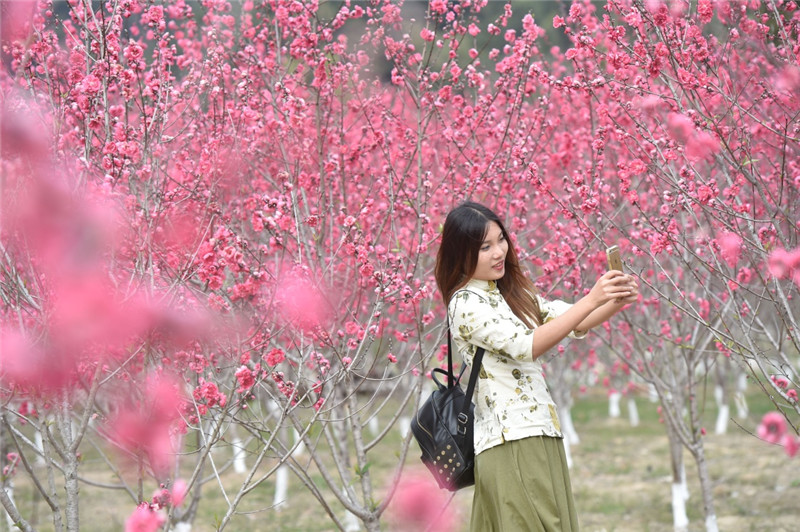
[171, 479, 188, 507]
[771, 375, 790, 389]
[0, 0, 36, 44]
[782, 434, 800, 458]
[125, 503, 165, 532]
[757, 412, 787, 444]
[274, 270, 332, 332]
[3, 452, 20, 478]
[775, 65, 800, 97]
[108, 375, 186, 475]
[768, 247, 800, 280]
[686, 131, 720, 159]
[0, 328, 74, 391]
[716, 232, 742, 268]
[667, 112, 694, 142]
[47, 274, 154, 352]
[389, 471, 458, 532]
[637, 94, 662, 111]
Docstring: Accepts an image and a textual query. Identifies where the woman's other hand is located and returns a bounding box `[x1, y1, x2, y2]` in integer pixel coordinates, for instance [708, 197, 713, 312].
[616, 273, 639, 304]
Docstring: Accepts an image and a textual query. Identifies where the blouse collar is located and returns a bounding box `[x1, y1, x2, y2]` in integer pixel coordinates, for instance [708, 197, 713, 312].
[466, 278, 497, 292]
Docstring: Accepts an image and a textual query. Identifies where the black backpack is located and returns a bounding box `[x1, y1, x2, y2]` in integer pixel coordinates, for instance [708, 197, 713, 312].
[410, 329, 485, 491]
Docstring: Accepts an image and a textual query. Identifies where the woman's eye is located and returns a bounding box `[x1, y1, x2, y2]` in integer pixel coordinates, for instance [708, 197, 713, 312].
[481, 246, 490, 251]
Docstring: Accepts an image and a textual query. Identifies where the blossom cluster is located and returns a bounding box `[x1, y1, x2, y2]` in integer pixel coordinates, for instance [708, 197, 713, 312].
[758, 412, 800, 458]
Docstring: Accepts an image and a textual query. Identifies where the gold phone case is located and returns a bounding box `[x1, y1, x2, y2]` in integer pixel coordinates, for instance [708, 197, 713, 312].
[606, 245, 623, 271]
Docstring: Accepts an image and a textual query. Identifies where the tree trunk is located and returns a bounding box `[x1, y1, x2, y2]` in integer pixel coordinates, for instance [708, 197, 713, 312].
[665, 419, 689, 532]
[55, 396, 79, 532]
[692, 444, 719, 532]
[63, 453, 79, 531]
[361, 513, 380, 532]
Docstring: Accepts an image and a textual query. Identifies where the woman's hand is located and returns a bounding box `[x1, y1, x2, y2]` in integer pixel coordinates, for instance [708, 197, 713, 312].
[615, 273, 639, 305]
[571, 272, 639, 335]
[586, 271, 638, 308]
[531, 271, 639, 359]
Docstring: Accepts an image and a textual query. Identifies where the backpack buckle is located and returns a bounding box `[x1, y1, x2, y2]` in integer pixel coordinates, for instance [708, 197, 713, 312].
[457, 413, 469, 434]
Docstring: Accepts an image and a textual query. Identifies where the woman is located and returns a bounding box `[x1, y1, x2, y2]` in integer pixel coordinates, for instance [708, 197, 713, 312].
[434, 201, 638, 531]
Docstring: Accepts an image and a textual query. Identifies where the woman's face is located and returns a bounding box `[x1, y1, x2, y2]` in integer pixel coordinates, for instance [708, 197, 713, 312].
[472, 221, 508, 281]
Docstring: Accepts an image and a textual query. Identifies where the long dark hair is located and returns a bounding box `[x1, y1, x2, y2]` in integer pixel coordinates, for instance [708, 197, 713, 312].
[435, 201, 541, 327]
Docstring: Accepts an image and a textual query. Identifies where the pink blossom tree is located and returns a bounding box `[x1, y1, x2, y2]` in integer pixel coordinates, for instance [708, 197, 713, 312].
[540, 1, 800, 530]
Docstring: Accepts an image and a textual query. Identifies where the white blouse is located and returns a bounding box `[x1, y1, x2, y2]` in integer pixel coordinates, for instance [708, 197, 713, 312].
[448, 278, 586, 455]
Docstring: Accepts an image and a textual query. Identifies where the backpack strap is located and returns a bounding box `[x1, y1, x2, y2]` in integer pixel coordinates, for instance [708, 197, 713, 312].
[447, 315, 485, 435]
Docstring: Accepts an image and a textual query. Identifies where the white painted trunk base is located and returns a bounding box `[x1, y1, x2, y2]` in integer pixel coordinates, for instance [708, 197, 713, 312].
[368, 417, 379, 436]
[671, 482, 689, 532]
[705, 514, 719, 532]
[273, 464, 289, 510]
[398, 416, 411, 439]
[559, 406, 580, 445]
[35, 431, 45, 465]
[292, 428, 307, 457]
[679, 464, 689, 500]
[735, 374, 749, 418]
[648, 383, 659, 402]
[713, 384, 723, 406]
[171, 522, 192, 532]
[714, 404, 730, 435]
[627, 397, 639, 427]
[232, 436, 246, 474]
[343, 510, 361, 532]
[608, 392, 622, 418]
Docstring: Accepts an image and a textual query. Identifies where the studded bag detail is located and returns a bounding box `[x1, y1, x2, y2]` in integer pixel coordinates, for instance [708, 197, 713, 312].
[410, 325, 485, 491]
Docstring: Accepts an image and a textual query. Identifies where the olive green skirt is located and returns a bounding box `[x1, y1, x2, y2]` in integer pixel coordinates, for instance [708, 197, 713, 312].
[470, 436, 579, 532]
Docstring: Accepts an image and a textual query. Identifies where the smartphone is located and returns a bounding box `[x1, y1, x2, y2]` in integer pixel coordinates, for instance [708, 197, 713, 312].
[606, 245, 623, 271]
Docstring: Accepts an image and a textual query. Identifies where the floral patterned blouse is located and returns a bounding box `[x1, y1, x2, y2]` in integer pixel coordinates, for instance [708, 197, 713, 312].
[448, 278, 586, 455]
